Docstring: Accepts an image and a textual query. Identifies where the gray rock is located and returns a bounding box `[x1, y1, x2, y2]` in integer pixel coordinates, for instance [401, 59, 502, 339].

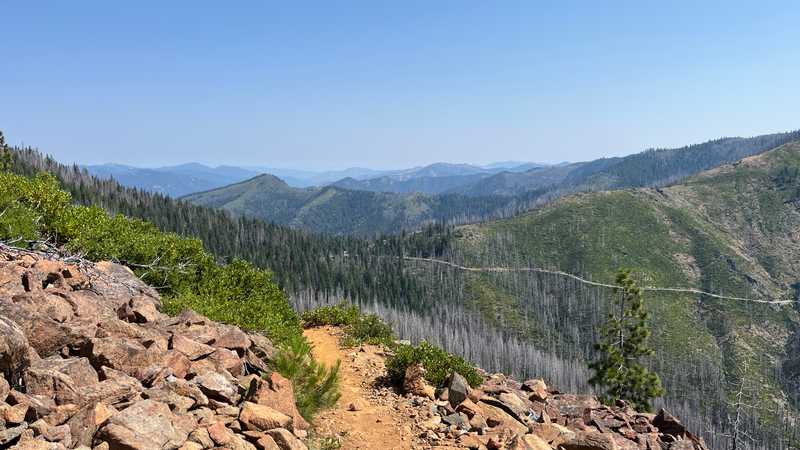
[446, 372, 470, 408]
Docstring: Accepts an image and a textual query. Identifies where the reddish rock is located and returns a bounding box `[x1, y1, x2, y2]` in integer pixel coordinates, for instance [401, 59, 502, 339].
[24, 357, 99, 405]
[116, 295, 163, 324]
[66, 402, 116, 447]
[559, 431, 619, 450]
[171, 334, 216, 361]
[253, 372, 309, 431]
[0, 315, 39, 383]
[403, 363, 435, 399]
[192, 371, 240, 404]
[97, 399, 188, 450]
[240, 402, 293, 432]
[7, 391, 56, 422]
[265, 428, 308, 450]
[214, 327, 252, 354]
[522, 379, 549, 402]
[209, 347, 245, 377]
[85, 337, 164, 381]
[248, 334, 277, 362]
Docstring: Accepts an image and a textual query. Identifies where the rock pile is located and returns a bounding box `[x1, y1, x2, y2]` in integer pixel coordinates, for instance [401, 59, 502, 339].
[0, 247, 308, 450]
[402, 368, 709, 450]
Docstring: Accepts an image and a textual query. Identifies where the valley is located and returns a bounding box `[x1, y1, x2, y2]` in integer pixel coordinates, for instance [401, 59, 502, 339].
[4, 132, 800, 448]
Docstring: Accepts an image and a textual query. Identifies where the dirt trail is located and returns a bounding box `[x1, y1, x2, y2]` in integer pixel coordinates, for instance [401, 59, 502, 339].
[305, 326, 418, 450]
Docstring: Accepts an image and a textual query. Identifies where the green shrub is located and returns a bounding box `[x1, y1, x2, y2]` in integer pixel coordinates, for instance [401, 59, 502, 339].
[163, 260, 302, 344]
[0, 172, 71, 242]
[347, 313, 394, 346]
[303, 303, 395, 347]
[315, 437, 342, 450]
[301, 303, 360, 327]
[386, 341, 483, 388]
[273, 334, 341, 420]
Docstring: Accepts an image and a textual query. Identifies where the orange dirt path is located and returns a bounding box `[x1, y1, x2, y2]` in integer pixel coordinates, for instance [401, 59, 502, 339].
[304, 326, 418, 450]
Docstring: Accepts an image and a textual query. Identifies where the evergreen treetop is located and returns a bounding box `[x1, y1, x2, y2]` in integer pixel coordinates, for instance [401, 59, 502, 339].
[589, 269, 664, 411]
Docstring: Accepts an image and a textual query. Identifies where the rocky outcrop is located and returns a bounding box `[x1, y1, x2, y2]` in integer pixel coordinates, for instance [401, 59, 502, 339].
[0, 247, 306, 450]
[402, 370, 709, 450]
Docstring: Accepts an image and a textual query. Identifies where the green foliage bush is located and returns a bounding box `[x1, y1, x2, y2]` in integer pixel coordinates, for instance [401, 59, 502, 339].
[0, 172, 71, 242]
[346, 313, 394, 346]
[302, 302, 394, 347]
[163, 260, 301, 344]
[301, 303, 360, 327]
[386, 341, 483, 388]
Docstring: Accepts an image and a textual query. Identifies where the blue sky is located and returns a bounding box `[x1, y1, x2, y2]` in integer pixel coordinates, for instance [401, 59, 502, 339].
[1, 1, 799, 170]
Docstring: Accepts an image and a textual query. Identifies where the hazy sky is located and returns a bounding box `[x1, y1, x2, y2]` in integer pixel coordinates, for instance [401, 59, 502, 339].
[2, 1, 799, 170]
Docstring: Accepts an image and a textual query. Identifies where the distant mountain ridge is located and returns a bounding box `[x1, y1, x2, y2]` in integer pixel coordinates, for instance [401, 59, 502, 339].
[183, 130, 800, 235]
[86, 163, 262, 197]
[182, 173, 524, 236]
[87, 160, 546, 194]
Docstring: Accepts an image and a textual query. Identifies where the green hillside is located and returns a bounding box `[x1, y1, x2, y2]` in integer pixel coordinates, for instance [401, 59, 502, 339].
[183, 173, 518, 235]
[451, 141, 800, 444]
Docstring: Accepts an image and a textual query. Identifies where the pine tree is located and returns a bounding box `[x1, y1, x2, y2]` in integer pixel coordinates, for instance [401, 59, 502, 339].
[589, 269, 664, 411]
[0, 131, 12, 171]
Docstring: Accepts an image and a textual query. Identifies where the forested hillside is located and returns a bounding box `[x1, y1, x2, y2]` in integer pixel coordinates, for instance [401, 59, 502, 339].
[453, 131, 800, 196]
[433, 142, 800, 448]
[182, 173, 531, 235]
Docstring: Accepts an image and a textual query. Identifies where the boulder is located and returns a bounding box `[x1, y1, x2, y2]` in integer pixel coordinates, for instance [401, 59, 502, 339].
[191, 371, 240, 404]
[547, 395, 600, 418]
[12, 292, 74, 324]
[24, 357, 99, 405]
[214, 328, 252, 355]
[66, 402, 115, 447]
[84, 337, 164, 381]
[91, 261, 160, 307]
[477, 401, 527, 435]
[170, 335, 215, 361]
[559, 432, 619, 450]
[530, 422, 575, 446]
[97, 400, 188, 450]
[265, 428, 308, 450]
[0, 374, 10, 403]
[480, 394, 528, 425]
[0, 423, 29, 446]
[160, 378, 209, 408]
[522, 379, 549, 402]
[248, 334, 276, 362]
[206, 421, 256, 450]
[441, 412, 470, 429]
[239, 402, 293, 432]
[7, 391, 57, 422]
[29, 420, 72, 447]
[116, 296, 162, 324]
[446, 372, 471, 408]
[253, 373, 309, 431]
[143, 387, 195, 414]
[8, 439, 68, 450]
[403, 363, 435, 399]
[509, 434, 553, 450]
[0, 315, 38, 384]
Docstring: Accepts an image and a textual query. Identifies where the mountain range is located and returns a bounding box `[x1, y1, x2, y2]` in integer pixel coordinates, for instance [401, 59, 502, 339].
[86, 160, 546, 197]
[183, 130, 800, 235]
